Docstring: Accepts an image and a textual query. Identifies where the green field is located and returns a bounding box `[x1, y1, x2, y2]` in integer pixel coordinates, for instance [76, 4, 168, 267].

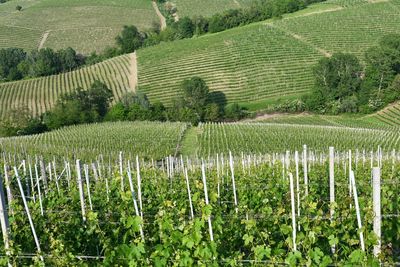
[0, 121, 187, 160]
[171, 0, 244, 18]
[0, 0, 158, 54]
[137, 0, 400, 108]
[0, 53, 134, 118]
[194, 122, 400, 157]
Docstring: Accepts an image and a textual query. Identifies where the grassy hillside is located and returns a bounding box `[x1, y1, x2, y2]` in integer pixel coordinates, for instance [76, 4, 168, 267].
[0, 0, 158, 54]
[0, 121, 187, 160]
[137, 0, 400, 109]
[0, 54, 134, 118]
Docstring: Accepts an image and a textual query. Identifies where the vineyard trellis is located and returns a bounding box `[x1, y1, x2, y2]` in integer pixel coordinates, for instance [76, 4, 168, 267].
[0, 146, 398, 265]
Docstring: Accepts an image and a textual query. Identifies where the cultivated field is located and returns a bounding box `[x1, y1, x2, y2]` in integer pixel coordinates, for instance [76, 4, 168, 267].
[0, 54, 134, 118]
[0, 121, 187, 160]
[0, 147, 398, 265]
[171, 0, 243, 18]
[195, 122, 400, 157]
[137, 0, 400, 108]
[0, 0, 158, 54]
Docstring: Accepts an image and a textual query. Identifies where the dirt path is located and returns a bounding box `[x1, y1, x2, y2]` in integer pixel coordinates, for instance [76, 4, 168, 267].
[129, 52, 138, 92]
[38, 30, 50, 50]
[267, 24, 331, 57]
[152, 1, 167, 30]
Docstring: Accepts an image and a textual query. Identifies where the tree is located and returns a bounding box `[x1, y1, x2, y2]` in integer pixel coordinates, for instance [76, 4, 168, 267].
[86, 80, 114, 117]
[204, 103, 221, 122]
[16, 5, 22, 11]
[224, 103, 244, 121]
[173, 17, 195, 39]
[116, 25, 144, 54]
[181, 76, 209, 118]
[27, 48, 61, 77]
[0, 48, 26, 81]
[57, 47, 82, 72]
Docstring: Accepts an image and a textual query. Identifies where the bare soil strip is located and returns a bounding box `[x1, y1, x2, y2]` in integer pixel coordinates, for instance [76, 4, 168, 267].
[129, 52, 138, 92]
[152, 1, 167, 30]
[38, 30, 51, 50]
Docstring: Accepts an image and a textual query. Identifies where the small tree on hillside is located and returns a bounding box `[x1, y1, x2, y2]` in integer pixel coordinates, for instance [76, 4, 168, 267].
[116, 25, 144, 54]
[181, 76, 209, 113]
[16, 5, 22, 11]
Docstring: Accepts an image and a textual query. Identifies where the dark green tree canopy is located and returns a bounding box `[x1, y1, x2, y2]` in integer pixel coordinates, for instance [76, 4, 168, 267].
[181, 76, 210, 111]
[313, 53, 362, 101]
[116, 25, 144, 54]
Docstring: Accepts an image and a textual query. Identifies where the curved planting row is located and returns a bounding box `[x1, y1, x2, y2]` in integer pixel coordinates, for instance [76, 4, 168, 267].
[197, 122, 400, 156]
[0, 121, 187, 160]
[0, 54, 133, 118]
[138, 25, 321, 106]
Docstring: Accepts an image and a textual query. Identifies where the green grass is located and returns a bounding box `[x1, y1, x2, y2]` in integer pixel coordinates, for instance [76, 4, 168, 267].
[0, 54, 134, 118]
[137, 0, 400, 110]
[0, 121, 187, 160]
[0, 0, 158, 54]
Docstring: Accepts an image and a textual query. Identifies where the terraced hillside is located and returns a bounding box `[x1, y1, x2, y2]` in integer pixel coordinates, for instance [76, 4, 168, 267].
[0, 54, 134, 118]
[137, 0, 400, 109]
[0, 0, 158, 54]
[0, 121, 187, 160]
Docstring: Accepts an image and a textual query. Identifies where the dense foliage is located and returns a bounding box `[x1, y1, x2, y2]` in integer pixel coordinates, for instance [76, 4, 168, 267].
[304, 34, 400, 114]
[0, 153, 398, 265]
[0, 47, 84, 82]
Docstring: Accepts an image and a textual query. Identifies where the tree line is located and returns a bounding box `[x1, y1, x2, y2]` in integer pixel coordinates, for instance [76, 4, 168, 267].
[0, 77, 245, 137]
[302, 34, 400, 114]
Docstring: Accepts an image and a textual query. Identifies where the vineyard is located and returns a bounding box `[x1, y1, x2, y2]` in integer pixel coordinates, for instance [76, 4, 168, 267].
[170, 0, 243, 18]
[370, 102, 400, 127]
[137, 25, 321, 107]
[0, 0, 158, 54]
[0, 121, 187, 161]
[137, 0, 400, 109]
[196, 123, 400, 157]
[0, 54, 133, 118]
[0, 147, 398, 265]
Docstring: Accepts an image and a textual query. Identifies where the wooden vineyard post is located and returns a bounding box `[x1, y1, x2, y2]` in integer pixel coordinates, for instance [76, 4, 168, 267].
[136, 156, 143, 219]
[119, 152, 124, 192]
[201, 162, 214, 242]
[350, 171, 365, 251]
[289, 173, 297, 251]
[229, 152, 238, 213]
[294, 151, 300, 231]
[76, 160, 86, 222]
[34, 164, 44, 216]
[0, 173, 11, 267]
[3, 165, 12, 213]
[14, 167, 43, 261]
[84, 165, 93, 211]
[372, 167, 381, 258]
[127, 162, 145, 241]
[329, 147, 335, 254]
[349, 150, 352, 209]
[184, 168, 194, 219]
[303, 145, 308, 196]
[28, 161, 36, 202]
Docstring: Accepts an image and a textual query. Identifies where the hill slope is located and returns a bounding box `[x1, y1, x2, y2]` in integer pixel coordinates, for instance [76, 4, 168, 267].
[0, 0, 158, 54]
[0, 54, 135, 118]
[137, 0, 400, 109]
